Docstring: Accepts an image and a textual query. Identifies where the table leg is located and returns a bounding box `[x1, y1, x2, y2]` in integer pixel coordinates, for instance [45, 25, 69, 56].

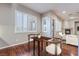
[55, 44, 57, 56]
[45, 42, 48, 56]
[38, 41, 40, 56]
[40, 40, 44, 55]
[28, 35, 30, 52]
[33, 39, 35, 56]
[46, 42, 48, 46]
[41, 40, 43, 51]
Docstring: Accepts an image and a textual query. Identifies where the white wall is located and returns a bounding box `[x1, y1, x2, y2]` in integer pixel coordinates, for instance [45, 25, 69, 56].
[0, 4, 12, 46]
[63, 19, 79, 35]
[0, 3, 41, 47]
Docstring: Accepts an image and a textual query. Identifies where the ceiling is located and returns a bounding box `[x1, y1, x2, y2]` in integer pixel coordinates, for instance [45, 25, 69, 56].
[21, 3, 79, 20]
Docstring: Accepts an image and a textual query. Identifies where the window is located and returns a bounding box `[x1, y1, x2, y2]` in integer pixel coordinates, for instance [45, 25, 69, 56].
[55, 19, 62, 32]
[42, 16, 51, 37]
[15, 10, 23, 33]
[15, 10, 37, 33]
[42, 16, 62, 37]
[27, 15, 37, 32]
[23, 13, 28, 32]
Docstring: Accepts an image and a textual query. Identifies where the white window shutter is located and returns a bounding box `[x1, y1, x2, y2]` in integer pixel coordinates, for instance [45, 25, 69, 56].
[23, 13, 28, 32]
[15, 10, 23, 33]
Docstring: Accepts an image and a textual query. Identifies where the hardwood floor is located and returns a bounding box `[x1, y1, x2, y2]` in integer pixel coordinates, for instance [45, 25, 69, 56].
[0, 41, 78, 56]
[61, 44, 78, 56]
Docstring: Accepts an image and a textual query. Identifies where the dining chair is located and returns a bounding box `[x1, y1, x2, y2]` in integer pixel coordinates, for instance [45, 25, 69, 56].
[45, 38, 62, 56]
[45, 32, 66, 56]
[28, 34, 39, 51]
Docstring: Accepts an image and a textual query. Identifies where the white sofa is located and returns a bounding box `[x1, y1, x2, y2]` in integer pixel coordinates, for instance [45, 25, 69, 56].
[64, 35, 78, 46]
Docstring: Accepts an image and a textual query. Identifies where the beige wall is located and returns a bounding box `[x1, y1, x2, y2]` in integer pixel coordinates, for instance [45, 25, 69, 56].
[63, 19, 79, 35]
[0, 3, 41, 46]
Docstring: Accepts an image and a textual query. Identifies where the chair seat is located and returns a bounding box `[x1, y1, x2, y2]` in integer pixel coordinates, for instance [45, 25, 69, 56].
[46, 44, 62, 55]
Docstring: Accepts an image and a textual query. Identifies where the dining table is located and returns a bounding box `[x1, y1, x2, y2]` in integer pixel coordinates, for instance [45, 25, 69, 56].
[28, 34, 66, 56]
[31, 36, 51, 56]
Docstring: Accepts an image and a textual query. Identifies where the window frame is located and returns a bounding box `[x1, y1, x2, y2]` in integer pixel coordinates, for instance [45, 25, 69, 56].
[15, 10, 37, 33]
[27, 14, 37, 32]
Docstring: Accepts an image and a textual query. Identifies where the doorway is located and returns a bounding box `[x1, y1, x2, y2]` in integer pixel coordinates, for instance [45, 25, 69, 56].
[75, 21, 79, 35]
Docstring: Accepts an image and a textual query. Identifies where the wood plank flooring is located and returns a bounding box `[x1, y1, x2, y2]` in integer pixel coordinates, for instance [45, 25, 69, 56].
[0, 41, 78, 56]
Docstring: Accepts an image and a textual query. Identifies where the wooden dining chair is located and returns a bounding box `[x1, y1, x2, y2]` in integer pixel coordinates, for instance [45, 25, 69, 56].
[28, 34, 39, 51]
[45, 37, 66, 56]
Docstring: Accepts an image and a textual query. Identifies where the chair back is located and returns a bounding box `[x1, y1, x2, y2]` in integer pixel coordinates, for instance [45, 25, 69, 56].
[28, 34, 39, 40]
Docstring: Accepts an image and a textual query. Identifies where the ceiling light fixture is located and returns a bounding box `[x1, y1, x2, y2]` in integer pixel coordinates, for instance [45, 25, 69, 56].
[69, 17, 76, 19]
[62, 11, 66, 14]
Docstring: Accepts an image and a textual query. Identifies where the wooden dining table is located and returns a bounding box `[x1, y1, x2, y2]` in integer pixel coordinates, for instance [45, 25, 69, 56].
[28, 34, 66, 56]
[31, 36, 51, 56]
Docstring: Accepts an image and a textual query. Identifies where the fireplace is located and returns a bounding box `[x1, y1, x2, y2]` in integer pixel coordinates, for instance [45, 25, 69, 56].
[65, 29, 71, 34]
